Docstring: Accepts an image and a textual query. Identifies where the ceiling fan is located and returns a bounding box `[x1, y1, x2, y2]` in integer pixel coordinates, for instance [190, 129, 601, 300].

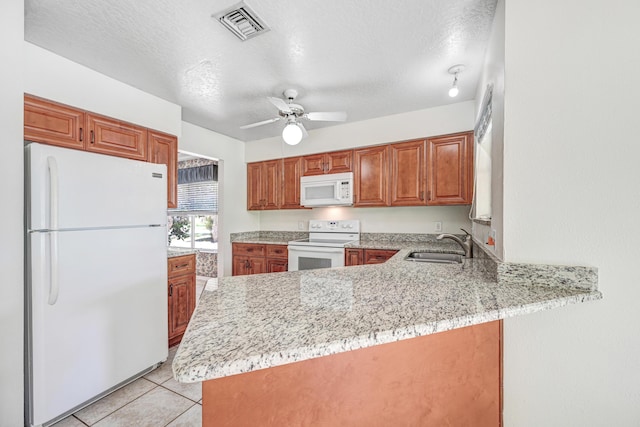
[240, 89, 347, 145]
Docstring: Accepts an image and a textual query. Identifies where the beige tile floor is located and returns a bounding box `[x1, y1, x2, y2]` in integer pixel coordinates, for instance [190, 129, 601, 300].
[52, 276, 214, 427]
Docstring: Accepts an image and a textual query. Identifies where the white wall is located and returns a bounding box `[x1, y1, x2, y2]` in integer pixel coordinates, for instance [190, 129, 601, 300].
[248, 102, 476, 234]
[472, 0, 505, 259]
[180, 122, 259, 276]
[0, 1, 24, 425]
[24, 43, 182, 137]
[502, 0, 640, 425]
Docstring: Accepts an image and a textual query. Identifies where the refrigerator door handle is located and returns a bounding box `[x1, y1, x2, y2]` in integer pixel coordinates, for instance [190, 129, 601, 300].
[47, 156, 60, 305]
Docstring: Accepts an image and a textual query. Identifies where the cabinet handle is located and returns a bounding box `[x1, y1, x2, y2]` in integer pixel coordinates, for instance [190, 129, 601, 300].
[419, 191, 424, 201]
[169, 284, 173, 297]
[90, 130, 95, 144]
[79, 127, 84, 142]
[245, 260, 250, 269]
[176, 263, 188, 268]
[246, 248, 253, 252]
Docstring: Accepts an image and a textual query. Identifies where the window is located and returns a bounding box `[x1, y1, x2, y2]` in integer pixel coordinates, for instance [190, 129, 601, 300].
[168, 214, 217, 250]
[168, 159, 218, 251]
[472, 84, 493, 221]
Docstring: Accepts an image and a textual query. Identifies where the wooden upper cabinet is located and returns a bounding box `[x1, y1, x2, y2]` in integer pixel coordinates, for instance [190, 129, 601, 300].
[148, 131, 178, 208]
[302, 150, 353, 176]
[24, 95, 85, 150]
[247, 160, 281, 210]
[86, 113, 147, 161]
[426, 131, 474, 205]
[281, 156, 304, 209]
[354, 145, 390, 207]
[390, 139, 427, 206]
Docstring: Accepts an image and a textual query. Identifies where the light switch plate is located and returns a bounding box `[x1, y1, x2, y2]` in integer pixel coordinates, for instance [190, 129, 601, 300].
[298, 221, 305, 230]
[434, 221, 442, 232]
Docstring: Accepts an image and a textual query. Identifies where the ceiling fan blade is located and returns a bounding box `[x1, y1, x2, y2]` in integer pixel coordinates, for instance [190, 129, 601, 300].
[305, 111, 347, 122]
[239, 117, 281, 129]
[267, 97, 292, 114]
[298, 122, 309, 138]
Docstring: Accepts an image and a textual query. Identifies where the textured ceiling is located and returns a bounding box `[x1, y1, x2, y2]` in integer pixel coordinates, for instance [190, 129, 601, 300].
[24, 0, 497, 142]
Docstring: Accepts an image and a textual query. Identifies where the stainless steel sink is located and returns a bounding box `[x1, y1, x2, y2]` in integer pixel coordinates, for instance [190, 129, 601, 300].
[404, 252, 463, 264]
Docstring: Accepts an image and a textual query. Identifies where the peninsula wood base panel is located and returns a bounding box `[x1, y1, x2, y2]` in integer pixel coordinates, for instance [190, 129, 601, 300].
[202, 320, 502, 427]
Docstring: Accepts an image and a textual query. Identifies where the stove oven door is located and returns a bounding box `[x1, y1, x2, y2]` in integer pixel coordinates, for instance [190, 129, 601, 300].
[287, 245, 345, 271]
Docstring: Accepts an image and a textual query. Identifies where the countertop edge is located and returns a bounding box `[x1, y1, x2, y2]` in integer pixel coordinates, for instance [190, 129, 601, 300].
[173, 289, 602, 383]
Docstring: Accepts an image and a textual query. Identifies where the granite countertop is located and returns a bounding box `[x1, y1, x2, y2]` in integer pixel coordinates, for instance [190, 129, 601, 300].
[173, 245, 601, 384]
[167, 247, 198, 258]
[232, 237, 293, 245]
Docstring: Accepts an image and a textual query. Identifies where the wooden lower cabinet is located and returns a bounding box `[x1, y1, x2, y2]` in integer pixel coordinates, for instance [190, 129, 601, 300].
[345, 248, 398, 266]
[202, 320, 502, 427]
[232, 243, 288, 276]
[168, 254, 196, 347]
[363, 249, 399, 264]
[345, 248, 364, 266]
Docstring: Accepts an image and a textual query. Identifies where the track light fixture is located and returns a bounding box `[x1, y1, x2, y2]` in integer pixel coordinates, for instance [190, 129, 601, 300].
[448, 65, 465, 98]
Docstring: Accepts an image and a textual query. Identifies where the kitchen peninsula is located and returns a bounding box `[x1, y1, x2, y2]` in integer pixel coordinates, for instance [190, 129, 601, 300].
[173, 242, 601, 426]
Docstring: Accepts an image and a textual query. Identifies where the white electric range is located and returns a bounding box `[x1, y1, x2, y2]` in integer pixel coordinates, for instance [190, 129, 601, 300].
[287, 220, 360, 271]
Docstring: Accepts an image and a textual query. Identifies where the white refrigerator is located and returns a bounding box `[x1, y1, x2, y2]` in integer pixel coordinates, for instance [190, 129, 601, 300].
[25, 143, 169, 427]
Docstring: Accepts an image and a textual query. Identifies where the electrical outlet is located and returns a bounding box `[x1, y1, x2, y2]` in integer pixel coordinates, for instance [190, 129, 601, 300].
[298, 221, 305, 230]
[434, 221, 442, 232]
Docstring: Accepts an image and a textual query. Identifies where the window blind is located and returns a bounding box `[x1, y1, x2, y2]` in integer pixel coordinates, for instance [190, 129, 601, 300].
[171, 163, 219, 213]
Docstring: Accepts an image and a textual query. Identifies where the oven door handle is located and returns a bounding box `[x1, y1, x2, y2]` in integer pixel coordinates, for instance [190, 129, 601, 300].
[288, 246, 345, 254]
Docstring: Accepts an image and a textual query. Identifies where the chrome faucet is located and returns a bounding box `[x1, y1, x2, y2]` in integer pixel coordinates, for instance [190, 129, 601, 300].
[437, 228, 473, 258]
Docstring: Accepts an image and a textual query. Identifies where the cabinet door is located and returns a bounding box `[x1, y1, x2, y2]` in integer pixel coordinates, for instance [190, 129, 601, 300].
[363, 249, 399, 264]
[281, 157, 304, 209]
[345, 249, 363, 266]
[426, 132, 474, 205]
[247, 160, 281, 210]
[262, 160, 281, 210]
[233, 255, 251, 276]
[354, 145, 390, 207]
[24, 95, 85, 150]
[247, 162, 264, 210]
[248, 256, 266, 275]
[390, 140, 426, 206]
[326, 150, 353, 174]
[168, 273, 195, 342]
[302, 153, 327, 176]
[86, 113, 148, 161]
[148, 131, 178, 208]
[266, 258, 288, 273]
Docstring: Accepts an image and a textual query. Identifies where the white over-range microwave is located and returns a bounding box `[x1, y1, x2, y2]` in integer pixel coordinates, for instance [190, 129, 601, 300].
[300, 172, 353, 207]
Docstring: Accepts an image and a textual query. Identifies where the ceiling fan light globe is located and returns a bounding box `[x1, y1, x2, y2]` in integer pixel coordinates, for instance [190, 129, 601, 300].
[448, 86, 459, 98]
[282, 123, 303, 145]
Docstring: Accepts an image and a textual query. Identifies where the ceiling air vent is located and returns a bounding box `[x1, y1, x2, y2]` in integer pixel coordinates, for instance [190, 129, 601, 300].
[213, 1, 270, 41]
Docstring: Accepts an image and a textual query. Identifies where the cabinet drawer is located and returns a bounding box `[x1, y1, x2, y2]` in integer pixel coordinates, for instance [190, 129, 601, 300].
[168, 254, 196, 277]
[233, 243, 266, 257]
[266, 245, 288, 259]
[363, 249, 398, 264]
